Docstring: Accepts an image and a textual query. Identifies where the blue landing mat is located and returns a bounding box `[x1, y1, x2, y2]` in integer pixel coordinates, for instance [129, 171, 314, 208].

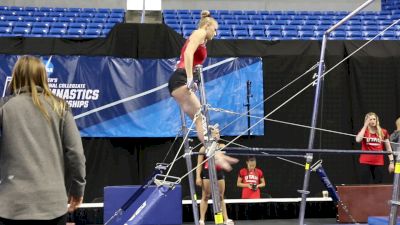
[368, 216, 400, 225]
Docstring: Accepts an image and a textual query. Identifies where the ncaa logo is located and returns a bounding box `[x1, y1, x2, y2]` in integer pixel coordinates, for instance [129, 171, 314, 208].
[41, 56, 54, 76]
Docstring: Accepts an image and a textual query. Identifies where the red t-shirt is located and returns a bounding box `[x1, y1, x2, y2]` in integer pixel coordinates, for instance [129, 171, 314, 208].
[238, 168, 264, 199]
[359, 128, 389, 165]
[177, 39, 207, 69]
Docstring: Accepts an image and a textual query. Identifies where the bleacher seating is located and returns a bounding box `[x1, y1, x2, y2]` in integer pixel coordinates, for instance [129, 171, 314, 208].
[0, 6, 125, 38]
[163, 0, 400, 40]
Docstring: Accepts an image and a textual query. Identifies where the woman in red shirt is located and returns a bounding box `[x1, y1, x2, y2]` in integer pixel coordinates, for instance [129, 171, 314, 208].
[355, 112, 394, 183]
[237, 156, 266, 199]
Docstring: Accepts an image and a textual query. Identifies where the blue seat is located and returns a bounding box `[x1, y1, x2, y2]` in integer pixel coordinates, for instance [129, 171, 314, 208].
[217, 30, 232, 37]
[248, 25, 264, 31]
[313, 30, 324, 38]
[40, 7, 53, 12]
[58, 17, 74, 23]
[167, 23, 180, 30]
[362, 30, 379, 38]
[164, 18, 179, 25]
[41, 17, 58, 22]
[232, 25, 247, 31]
[182, 24, 196, 30]
[225, 20, 239, 25]
[14, 21, 32, 27]
[249, 15, 262, 20]
[95, 13, 109, 18]
[111, 8, 125, 13]
[64, 12, 79, 17]
[87, 23, 104, 29]
[298, 30, 314, 38]
[303, 20, 318, 25]
[102, 28, 111, 36]
[233, 30, 248, 37]
[266, 24, 281, 30]
[68, 22, 85, 29]
[379, 20, 393, 26]
[33, 12, 48, 17]
[18, 11, 33, 17]
[49, 27, 67, 35]
[240, 20, 254, 25]
[80, 13, 94, 18]
[0, 26, 12, 34]
[49, 12, 63, 17]
[235, 15, 248, 20]
[318, 20, 332, 26]
[274, 20, 288, 25]
[75, 17, 91, 23]
[218, 25, 231, 31]
[330, 30, 346, 38]
[298, 25, 314, 31]
[98, 8, 111, 14]
[31, 27, 49, 35]
[179, 19, 193, 24]
[6, 16, 23, 21]
[221, 15, 234, 20]
[346, 25, 362, 31]
[231, 10, 243, 15]
[25, 7, 38, 12]
[182, 29, 192, 37]
[92, 18, 106, 23]
[10, 6, 24, 11]
[282, 30, 298, 38]
[67, 28, 84, 36]
[162, 10, 175, 15]
[33, 22, 51, 28]
[249, 30, 265, 37]
[12, 27, 31, 35]
[51, 22, 68, 28]
[282, 25, 297, 31]
[382, 30, 396, 38]
[1, 11, 16, 16]
[0, 21, 14, 27]
[256, 20, 272, 25]
[24, 17, 40, 22]
[68, 8, 81, 13]
[263, 15, 277, 20]
[289, 20, 304, 26]
[178, 14, 191, 20]
[85, 28, 101, 36]
[276, 15, 291, 20]
[54, 7, 67, 12]
[83, 8, 96, 13]
[0, 6, 8, 11]
[110, 13, 124, 18]
[362, 25, 379, 31]
[346, 31, 362, 38]
[265, 30, 281, 37]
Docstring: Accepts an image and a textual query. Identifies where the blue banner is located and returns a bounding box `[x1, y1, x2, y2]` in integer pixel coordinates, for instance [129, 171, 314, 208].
[0, 55, 263, 137]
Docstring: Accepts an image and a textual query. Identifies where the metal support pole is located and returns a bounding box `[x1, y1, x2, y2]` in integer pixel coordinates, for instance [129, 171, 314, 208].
[245, 80, 252, 138]
[298, 32, 328, 225]
[140, 0, 145, 23]
[179, 109, 200, 225]
[195, 65, 224, 225]
[389, 142, 400, 225]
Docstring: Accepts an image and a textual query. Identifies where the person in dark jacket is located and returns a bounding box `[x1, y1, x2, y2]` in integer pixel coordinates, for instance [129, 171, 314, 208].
[0, 55, 86, 225]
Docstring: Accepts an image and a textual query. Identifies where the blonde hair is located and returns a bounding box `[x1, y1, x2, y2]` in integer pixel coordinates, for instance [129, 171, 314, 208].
[10, 55, 68, 121]
[198, 10, 217, 28]
[396, 117, 400, 129]
[365, 112, 384, 140]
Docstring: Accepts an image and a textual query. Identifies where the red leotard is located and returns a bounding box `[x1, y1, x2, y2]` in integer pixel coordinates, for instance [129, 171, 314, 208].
[177, 39, 207, 69]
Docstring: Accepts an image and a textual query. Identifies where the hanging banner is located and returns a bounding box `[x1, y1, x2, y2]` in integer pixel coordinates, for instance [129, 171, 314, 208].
[0, 55, 263, 137]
